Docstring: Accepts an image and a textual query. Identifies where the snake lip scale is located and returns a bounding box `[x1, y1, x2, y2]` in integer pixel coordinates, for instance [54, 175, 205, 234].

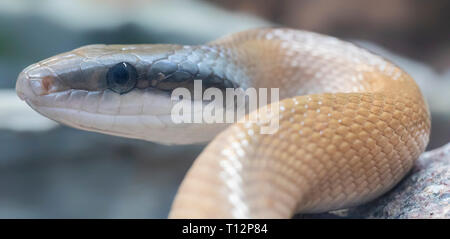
[15, 28, 430, 218]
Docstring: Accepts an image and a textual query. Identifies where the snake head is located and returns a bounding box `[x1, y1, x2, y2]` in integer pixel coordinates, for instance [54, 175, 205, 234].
[15, 44, 231, 144]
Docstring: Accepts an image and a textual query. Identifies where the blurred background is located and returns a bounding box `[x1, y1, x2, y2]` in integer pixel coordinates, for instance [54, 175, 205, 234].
[0, 0, 449, 218]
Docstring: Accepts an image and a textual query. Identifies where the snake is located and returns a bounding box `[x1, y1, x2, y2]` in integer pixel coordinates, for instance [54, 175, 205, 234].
[15, 28, 430, 218]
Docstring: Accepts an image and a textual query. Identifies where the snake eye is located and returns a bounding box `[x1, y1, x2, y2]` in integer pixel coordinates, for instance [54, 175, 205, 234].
[106, 62, 137, 94]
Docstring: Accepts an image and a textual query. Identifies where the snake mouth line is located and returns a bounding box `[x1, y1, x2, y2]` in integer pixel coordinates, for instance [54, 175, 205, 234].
[16, 66, 239, 102]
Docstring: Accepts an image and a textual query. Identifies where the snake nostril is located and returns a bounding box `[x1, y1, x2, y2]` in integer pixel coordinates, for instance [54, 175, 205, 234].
[16, 70, 57, 102]
[29, 76, 55, 96]
[16, 63, 62, 98]
[41, 76, 54, 92]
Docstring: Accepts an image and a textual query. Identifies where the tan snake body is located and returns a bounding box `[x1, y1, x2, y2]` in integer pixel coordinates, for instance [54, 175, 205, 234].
[15, 28, 430, 218]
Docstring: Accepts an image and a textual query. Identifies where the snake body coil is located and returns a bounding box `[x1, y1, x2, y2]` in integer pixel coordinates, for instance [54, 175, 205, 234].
[16, 28, 430, 218]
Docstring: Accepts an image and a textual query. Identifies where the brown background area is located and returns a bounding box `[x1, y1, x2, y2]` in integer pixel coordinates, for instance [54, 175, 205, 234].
[208, 0, 450, 71]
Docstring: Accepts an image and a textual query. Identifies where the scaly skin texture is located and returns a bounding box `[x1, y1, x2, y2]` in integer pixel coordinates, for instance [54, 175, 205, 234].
[16, 28, 430, 218]
[171, 29, 430, 218]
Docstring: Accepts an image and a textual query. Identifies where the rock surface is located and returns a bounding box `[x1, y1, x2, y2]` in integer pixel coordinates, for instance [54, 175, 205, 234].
[300, 143, 450, 218]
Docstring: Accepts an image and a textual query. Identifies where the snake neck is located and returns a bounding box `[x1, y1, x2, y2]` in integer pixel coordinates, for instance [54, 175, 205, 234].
[155, 44, 252, 91]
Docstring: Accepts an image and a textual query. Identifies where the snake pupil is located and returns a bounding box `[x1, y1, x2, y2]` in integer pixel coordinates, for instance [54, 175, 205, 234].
[106, 62, 137, 94]
[112, 63, 129, 84]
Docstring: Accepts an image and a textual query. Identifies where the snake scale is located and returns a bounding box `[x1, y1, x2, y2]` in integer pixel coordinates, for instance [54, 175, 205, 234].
[15, 28, 430, 218]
